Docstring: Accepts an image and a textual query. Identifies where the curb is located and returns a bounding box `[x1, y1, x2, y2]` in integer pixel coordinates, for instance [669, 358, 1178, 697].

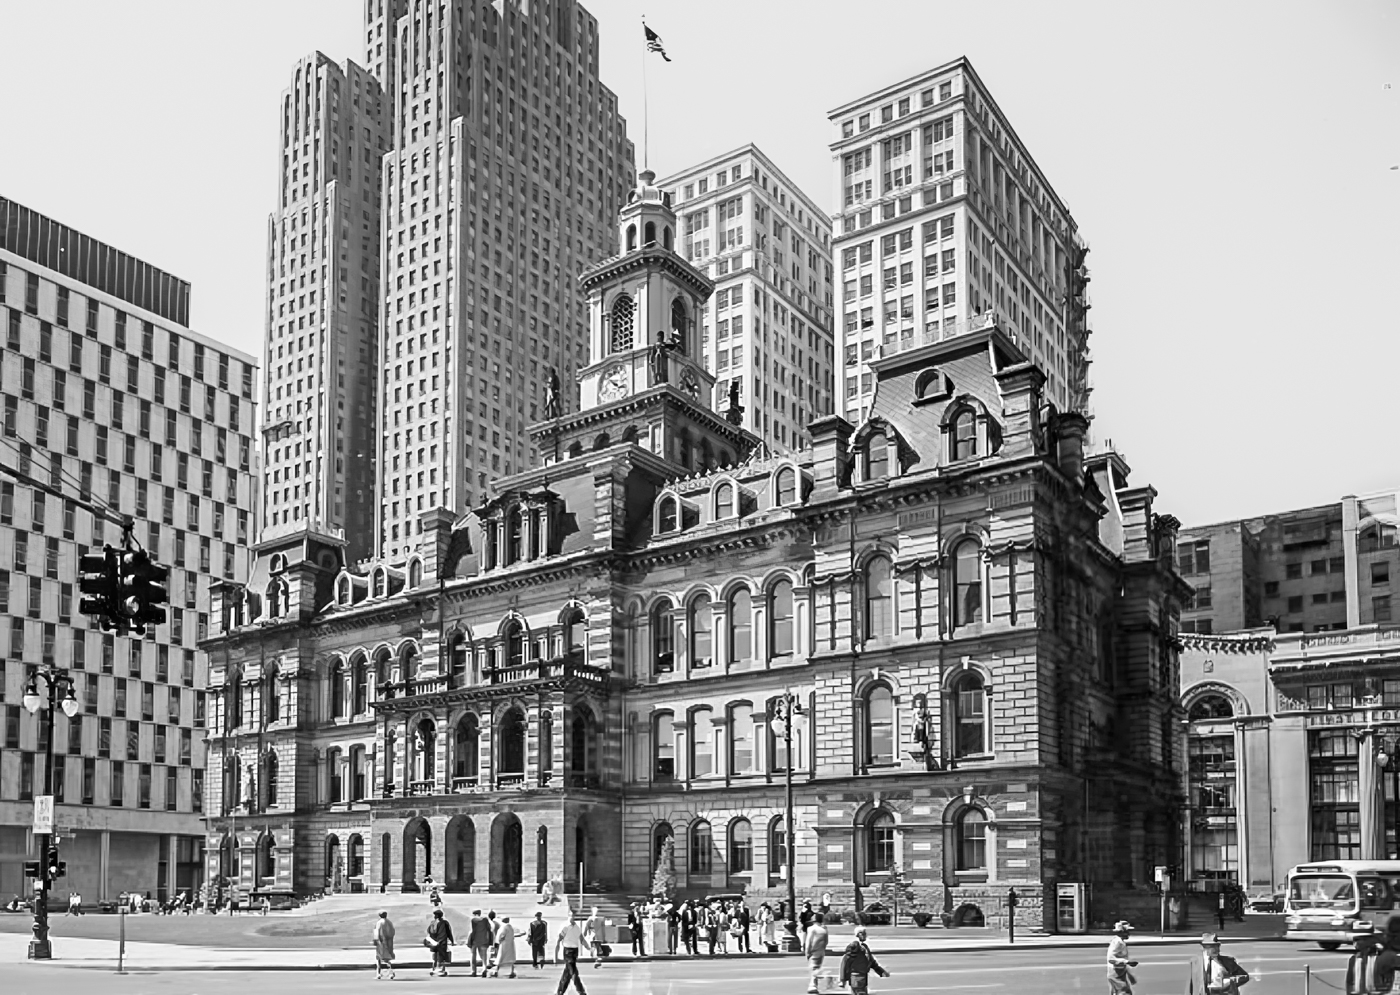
[26, 934, 1291, 972]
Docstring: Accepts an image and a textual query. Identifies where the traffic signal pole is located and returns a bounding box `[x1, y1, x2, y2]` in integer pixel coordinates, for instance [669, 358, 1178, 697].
[24, 670, 76, 959]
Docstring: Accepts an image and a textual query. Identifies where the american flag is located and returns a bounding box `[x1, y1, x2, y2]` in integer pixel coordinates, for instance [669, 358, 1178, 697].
[644, 24, 671, 62]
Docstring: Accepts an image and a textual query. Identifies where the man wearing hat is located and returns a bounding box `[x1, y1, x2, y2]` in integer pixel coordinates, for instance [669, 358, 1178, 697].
[1107, 921, 1138, 994]
[1189, 933, 1250, 995]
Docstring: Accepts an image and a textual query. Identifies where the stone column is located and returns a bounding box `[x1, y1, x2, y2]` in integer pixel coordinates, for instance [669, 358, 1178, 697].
[1360, 730, 1384, 861]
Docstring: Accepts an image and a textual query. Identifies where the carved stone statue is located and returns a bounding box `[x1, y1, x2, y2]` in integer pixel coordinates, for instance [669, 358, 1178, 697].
[543, 366, 562, 419]
[725, 379, 744, 426]
[243, 768, 256, 807]
[649, 331, 672, 385]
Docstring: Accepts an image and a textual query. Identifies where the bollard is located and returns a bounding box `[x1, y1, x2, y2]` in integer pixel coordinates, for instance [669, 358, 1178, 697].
[116, 907, 126, 974]
[1306, 963, 1311, 995]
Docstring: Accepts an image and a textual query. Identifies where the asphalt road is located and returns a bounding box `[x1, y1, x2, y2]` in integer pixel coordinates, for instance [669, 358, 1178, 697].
[0, 940, 1357, 995]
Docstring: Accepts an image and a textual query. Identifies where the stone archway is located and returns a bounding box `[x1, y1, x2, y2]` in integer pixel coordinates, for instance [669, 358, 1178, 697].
[446, 815, 476, 891]
[490, 812, 523, 891]
[402, 817, 431, 891]
[326, 834, 343, 894]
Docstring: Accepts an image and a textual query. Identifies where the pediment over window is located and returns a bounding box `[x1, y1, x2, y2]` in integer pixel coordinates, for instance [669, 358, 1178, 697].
[851, 416, 920, 481]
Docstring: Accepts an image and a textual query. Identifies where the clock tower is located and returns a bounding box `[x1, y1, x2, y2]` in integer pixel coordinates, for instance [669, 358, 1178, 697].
[533, 170, 756, 473]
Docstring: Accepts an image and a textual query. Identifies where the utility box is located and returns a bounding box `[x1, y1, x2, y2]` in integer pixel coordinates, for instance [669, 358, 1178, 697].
[1056, 882, 1088, 934]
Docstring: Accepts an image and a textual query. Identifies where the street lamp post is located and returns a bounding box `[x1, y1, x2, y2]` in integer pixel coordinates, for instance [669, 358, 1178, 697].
[770, 690, 803, 952]
[1376, 735, 1400, 858]
[21, 667, 80, 960]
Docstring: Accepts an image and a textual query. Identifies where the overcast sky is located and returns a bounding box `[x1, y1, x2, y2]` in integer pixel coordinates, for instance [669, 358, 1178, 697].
[3, 0, 1397, 526]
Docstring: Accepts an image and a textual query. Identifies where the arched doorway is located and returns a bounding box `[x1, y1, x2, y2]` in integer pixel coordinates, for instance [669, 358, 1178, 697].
[258, 833, 276, 885]
[490, 812, 523, 890]
[446, 815, 476, 891]
[326, 834, 343, 894]
[499, 707, 526, 782]
[402, 818, 431, 891]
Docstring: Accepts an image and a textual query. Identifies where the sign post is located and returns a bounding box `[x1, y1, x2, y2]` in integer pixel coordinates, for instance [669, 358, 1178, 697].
[1154, 866, 1169, 935]
[32, 796, 54, 835]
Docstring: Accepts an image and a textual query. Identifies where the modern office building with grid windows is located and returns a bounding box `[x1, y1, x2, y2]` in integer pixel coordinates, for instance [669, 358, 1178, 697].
[659, 146, 835, 450]
[829, 57, 1092, 426]
[0, 197, 257, 905]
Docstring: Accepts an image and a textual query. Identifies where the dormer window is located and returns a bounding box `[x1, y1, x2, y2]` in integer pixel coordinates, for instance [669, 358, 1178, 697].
[407, 558, 422, 588]
[506, 509, 524, 564]
[952, 409, 978, 461]
[658, 495, 679, 534]
[865, 431, 889, 480]
[372, 568, 386, 599]
[715, 483, 734, 520]
[775, 467, 797, 506]
[336, 576, 351, 606]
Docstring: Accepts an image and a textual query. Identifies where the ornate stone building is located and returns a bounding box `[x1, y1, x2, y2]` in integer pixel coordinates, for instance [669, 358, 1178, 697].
[201, 172, 1187, 928]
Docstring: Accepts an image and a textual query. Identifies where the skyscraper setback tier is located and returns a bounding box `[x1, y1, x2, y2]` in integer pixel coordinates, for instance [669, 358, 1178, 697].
[828, 57, 1091, 425]
[262, 53, 387, 566]
[0, 196, 258, 906]
[371, 0, 634, 560]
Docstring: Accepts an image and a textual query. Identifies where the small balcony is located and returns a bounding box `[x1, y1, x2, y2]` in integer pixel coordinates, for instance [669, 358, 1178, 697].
[451, 775, 479, 793]
[409, 780, 434, 797]
[496, 772, 526, 789]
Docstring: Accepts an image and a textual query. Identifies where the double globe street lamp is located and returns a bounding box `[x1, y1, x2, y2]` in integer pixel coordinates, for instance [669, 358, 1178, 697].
[22, 667, 80, 960]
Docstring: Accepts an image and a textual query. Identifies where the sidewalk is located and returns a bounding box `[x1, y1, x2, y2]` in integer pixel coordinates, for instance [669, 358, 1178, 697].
[0, 921, 1287, 972]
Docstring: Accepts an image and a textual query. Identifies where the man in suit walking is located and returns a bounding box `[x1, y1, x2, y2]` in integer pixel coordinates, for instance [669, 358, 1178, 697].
[1189, 932, 1251, 995]
[839, 926, 890, 994]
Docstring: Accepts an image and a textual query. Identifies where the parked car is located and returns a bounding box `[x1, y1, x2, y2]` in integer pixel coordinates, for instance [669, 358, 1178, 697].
[1247, 891, 1285, 914]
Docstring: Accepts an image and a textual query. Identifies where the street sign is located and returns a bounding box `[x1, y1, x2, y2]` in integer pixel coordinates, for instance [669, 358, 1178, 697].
[32, 796, 54, 835]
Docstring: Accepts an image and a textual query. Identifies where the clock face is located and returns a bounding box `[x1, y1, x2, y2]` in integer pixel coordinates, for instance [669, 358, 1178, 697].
[598, 365, 629, 402]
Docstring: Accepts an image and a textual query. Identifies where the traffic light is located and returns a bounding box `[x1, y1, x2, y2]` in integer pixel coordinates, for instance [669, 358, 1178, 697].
[117, 549, 169, 636]
[78, 546, 121, 630]
[46, 851, 65, 880]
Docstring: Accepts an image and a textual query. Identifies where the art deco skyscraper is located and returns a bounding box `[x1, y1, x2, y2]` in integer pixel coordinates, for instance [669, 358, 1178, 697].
[371, 0, 634, 560]
[260, 54, 388, 566]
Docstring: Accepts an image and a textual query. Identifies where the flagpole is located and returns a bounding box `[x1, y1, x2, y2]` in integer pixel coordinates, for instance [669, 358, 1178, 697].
[641, 16, 649, 171]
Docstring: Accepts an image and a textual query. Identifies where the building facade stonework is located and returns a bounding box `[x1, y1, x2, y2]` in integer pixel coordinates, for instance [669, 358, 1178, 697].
[202, 173, 1186, 929]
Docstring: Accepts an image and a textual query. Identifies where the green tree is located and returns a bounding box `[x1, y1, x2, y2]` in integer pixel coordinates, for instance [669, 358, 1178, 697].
[876, 864, 916, 925]
[651, 836, 677, 902]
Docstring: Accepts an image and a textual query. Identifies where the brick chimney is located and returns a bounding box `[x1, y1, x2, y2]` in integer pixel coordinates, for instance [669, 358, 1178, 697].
[1118, 486, 1158, 564]
[808, 414, 854, 498]
[994, 362, 1046, 459]
[418, 506, 457, 584]
[1053, 411, 1090, 487]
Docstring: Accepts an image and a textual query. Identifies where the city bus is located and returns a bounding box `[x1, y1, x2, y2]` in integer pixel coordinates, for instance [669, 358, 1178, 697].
[1284, 860, 1400, 948]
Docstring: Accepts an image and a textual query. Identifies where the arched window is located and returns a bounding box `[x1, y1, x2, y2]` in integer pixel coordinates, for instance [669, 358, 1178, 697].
[1189, 694, 1234, 721]
[372, 569, 386, 598]
[565, 608, 587, 659]
[400, 643, 420, 684]
[653, 822, 674, 869]
[485, 521, 500, 569]
[264, 751, 279, 809]
[770, 580, 795, 657]
[350, 745, 367, 801]
[265, 580, 283, 619]
[689, 819, 713, 874]
[714, 483, 734, 520]
[671, 297, 688, 351]
[768, 817, 788, 879]
[690, 706, 714, 777]
[609, 294, 635, 353]
[658, 496, 678, 534]
[408, 559, 422, 588]
[729, 703, 753, 774]
[652, 598, 675, 673]
[952, 409, 978, 461]
[866, 431, 889, 480]
[348, 835, 364, 878]
[337, 576, 351, 606]
[224, 755, 241, 813]
[728, 587, 752, 662]
[499, 708, 526, 774]
[449, 635, 469, 688]
[653, 711, 676, 780]
[330, 659, 347, 719]
[867, 810, 896, 873]
[258, 834, 276, 881]
[645, 221, 656, 245]
[506, 509, 524, 564]
[775, 467, 797, 507]
[373, 648, 392, 694]
[691, 595, 713, 666]
[729, 818, 753, 873]
[957, 808, 988, 870]
[953, 541, 983, 628]
[352, 656, 369, 714]
[626, 224, 637, 252]
[864, 556, 892, 640]
[865, 685, 895, 766]
[663, 226, 674, 252]
[454, 714, 479, 782]
[504, 620, 525, 668]
[953, 672, 988, 757]
[265, 671, 280, 726]
[570, 707, 598, 778]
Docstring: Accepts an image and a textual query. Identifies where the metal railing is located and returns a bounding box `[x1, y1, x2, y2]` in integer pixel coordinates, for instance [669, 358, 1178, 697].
[451, 776, 479, 793]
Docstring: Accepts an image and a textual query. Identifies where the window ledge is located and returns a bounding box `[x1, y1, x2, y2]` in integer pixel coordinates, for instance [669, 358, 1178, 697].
[863, 762, 902, 773]
[953, 870, 989, 883]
